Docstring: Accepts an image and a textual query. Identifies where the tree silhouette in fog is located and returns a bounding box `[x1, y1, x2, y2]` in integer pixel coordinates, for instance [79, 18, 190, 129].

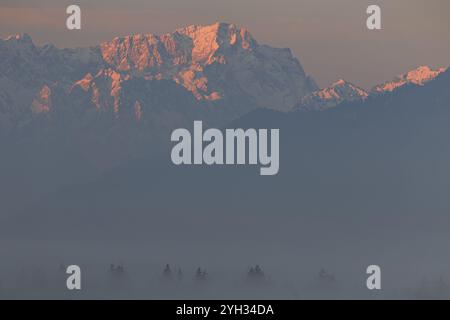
[162, 264, 172, 279]
[195, 267, 208, 282]
[247, 265, 265, 283]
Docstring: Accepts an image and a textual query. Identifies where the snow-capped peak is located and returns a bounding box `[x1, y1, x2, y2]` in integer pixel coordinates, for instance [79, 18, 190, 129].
[332, 79, 347, 86]
[98, 22, 316, 111]
[99, 22, 256, 71]
[176, 22, 257, 54]
[372, 66, 447, 94]
[296, 79, 368, 111]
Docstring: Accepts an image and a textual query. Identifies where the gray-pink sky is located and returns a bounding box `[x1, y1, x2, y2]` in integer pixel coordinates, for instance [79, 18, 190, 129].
[1, 0, 449, 89]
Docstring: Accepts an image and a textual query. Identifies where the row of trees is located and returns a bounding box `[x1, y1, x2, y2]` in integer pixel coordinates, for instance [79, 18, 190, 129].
[104, 263, 338, 284]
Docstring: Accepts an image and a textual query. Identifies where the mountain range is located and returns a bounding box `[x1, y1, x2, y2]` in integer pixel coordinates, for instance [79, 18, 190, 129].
[0, 22, 449, 219]
[296, 65, 446, 110]
[1, 23, 446, 139]
[0, 22, 317, 138]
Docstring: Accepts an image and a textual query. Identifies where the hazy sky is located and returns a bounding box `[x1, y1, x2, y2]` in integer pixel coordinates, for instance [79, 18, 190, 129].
[1, 0, 449, 88]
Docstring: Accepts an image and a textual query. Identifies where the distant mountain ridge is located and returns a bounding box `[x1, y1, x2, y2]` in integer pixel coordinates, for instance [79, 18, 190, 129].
[371, 65, 447, 94]
[297, 66, 447, 111]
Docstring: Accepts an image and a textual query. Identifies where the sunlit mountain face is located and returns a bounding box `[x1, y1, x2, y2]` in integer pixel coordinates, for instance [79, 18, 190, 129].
[371, 66, 446, 94]
[0, 23, 317, 138]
